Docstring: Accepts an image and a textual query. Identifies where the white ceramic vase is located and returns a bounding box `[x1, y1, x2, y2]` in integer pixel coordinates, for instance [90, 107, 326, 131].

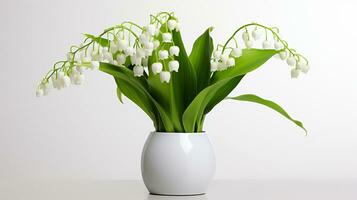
[141, 132, 215, 196]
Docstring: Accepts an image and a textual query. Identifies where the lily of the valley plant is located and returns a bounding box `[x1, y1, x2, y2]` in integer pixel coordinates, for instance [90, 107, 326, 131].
[37, 12, 309, 133]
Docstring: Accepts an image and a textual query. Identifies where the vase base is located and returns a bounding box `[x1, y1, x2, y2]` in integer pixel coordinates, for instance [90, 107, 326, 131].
[150, 192, 206, 196]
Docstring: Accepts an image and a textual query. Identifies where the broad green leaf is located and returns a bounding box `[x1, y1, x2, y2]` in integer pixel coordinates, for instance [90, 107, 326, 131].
[228, 94, 307, 133]
[189, 28, 214, 92]
[183, 49, 279, 132]
[146, 27, 197, 132]
[115, 78, 123, 104]
[182, 78, 233, 132]
[84, 34, 110, 47]
[100, 62, 174, 132]
[197, 75, 245, 130]
[210, 49, 278, 84]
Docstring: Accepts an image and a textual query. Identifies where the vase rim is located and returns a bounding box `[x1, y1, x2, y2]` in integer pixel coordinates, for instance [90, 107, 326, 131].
[152, 131, 206, 135]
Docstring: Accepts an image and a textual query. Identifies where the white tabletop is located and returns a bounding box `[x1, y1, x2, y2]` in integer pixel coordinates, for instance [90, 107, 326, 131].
[1, 180, 356, 200]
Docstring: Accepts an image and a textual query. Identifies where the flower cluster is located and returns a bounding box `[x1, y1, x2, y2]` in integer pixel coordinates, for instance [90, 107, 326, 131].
[36, 12, 181, 97]
[211, 23, 309, 78]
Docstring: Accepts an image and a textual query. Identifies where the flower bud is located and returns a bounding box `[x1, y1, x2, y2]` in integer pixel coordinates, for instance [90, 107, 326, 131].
[146, 24, 156, 36]
[169, 46, 180, 56]
[153, 40, 160, 49]
[227, 57, 235, 67]
[279, 51, 287, 60]
[169, 60, 179, 72]
[36, 88, 44, 97]
[133, 66, 144, 77]
[162, 33, 172, 43]
[174, 22, 181, 32]
[287, 56, 297, 66]
[159, 50, 169, 60]
[152, 62, 163, 74]
[244, 40, 253, 48]
[124, 46, 135, 56]
[117, 54, 127, 65]
[263, 40, 272, 49]
[213, 50, 222, 60]
[242, 32, 249, 41]
[160, 71, 171, 83]
[136, 48, 146, 58]
[297, 61, 309, 73]
[118, 39, 128, 51]
[231, 48, 242, 58]
[130, 55, 142, 66]
[167, 20, 177, 31]
[210, 61, 218, 72]
[274, 41, 283, 50]
[291, 68, 300, 78]
[252, 29, 262, 40]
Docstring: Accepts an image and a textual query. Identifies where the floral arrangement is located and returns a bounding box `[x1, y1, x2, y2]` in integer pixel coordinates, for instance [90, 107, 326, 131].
[36, 12, 309, 133]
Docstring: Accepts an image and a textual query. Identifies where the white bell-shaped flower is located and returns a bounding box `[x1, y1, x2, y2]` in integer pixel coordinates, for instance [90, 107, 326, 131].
[74, 74, 85, 85]
[227, 57, 235, 67]
[89, 61, 99, 70]
[145, 48, 153, 57]
[274, 41, 283, 50]
[136, 48, 146, 58]
[66, 52, 74, 61]
[59, 75, 71, 88]
[133, 66, 144, 77]
[81, 56, 91, 63]
[124, 46, 135, 56]
[146, 24, 156, 36]
[174, 22, 181, 32]
[130, 55, 142, 66]
[162, 33, 172, 43]
[117, 54, 126, 65]
[287, 56, 297, 66]
[210, 61, 218, 72]
[242, 32, 249, 41]
[291, 68, 300, 78]
[297, 61, 309, 73]
[169, 46, 180, 56]
[152, 62, 163, 75]
[139, 34, 149, 44]
[160, 71, 171, 83]
[110, 41, 118, 53]
[153, 40, 160, 49]
[142, 58, 148, 67]
[213, 50, 222, 60]
[103, 52, 113, 62]
[169, 60, 179, 72]
[263, 40, 272, 49]
[168, 20, 177, 31]
[279, 51, 287, 60]
[217, 62, 227, 71]
[244, 40, 254, 48]
[144, 41, 154, 50]
[36, 87, 44, 97]
[220, 54, 229, 63]
[118, 39, 128, 51]
[252, 29, 262, 40]
[159, 50, 169, 60]
[231, 48, 242, 58]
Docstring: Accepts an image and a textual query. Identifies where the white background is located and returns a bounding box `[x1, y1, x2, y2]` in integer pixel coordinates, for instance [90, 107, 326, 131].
[1, 0, 356, 181]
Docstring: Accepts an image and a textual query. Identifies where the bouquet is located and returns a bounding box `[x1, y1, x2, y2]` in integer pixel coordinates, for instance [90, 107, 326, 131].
[36, 12, 309, 133]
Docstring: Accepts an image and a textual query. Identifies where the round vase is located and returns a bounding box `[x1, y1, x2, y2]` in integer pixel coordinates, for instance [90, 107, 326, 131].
[141, 132, 215, 196]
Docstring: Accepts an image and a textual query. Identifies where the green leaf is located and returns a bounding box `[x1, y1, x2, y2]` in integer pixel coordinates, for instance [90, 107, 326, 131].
[228, 94, 307, 134]
[189, 28, 214, 92]
[182, 78, 233, 132]
[100, 62, 174, 132]
[115, 79, 124, 104]
[210, 49, 278, 84]
[183, 49, 279, 132]
[84, 33, 110, 47]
